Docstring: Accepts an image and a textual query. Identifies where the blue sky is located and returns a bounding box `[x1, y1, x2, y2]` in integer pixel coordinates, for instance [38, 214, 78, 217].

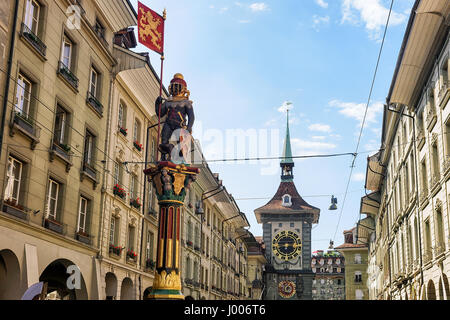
[130, 0, 415, 250]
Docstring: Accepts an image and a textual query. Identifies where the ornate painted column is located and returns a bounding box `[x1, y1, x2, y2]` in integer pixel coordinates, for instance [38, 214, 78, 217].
[144, 161, 199, 299]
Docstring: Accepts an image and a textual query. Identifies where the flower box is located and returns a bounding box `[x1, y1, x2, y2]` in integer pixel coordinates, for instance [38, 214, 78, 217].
[44, 218, 63, 234]
[119, 127, 128, 136]
[109, 244, 123, 256]
[130, 198, 142, 209]
[133, 141, 143, 152]
[186, 240, 193, 247]
[113, 184, 126, 199]
[76, 231, 91, 244]
[126, 249, 137, 261]
[2, 200, 28, 220]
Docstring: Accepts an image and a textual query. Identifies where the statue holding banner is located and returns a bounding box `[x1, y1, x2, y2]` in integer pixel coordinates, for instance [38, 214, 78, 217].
[155, 73, 195, 164]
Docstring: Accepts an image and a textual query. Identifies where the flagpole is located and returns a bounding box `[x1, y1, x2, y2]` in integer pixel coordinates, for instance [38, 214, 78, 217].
[156, 8, 166, 163]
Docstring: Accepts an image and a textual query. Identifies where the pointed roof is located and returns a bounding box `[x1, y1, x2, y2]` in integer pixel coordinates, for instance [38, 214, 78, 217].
[254, 181, 320, 224]
[281, 110, 293, 164]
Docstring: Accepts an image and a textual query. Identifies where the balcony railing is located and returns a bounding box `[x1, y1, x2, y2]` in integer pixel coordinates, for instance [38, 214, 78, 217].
[58, 61, 79, 90]
[20, 23, 47, 57]
[86, 91, 103, 117]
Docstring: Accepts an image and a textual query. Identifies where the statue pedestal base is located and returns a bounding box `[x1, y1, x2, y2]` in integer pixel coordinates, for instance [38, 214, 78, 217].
[144, 161, 199, 300]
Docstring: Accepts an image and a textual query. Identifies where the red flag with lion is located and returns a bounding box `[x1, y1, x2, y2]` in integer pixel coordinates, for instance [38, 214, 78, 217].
[138, 2, 165, 55]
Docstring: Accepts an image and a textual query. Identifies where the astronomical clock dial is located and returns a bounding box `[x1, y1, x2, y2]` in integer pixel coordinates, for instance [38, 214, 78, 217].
[278, 281, 296, 299]
[272, 230, 302, 261]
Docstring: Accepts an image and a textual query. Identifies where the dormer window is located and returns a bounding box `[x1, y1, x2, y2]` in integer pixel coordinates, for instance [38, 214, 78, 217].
[282, 194, 292, 207]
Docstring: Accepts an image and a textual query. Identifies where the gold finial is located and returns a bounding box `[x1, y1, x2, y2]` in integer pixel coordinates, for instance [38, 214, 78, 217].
[174, 73, 184, 80]
[163, 8, 167, 20]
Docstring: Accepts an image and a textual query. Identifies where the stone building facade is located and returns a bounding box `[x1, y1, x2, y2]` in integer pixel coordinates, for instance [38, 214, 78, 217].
[0, 0, 136, 300]
[311, 250, 345, 300]
[0, 0, 253, 300]
[336, 219, 371, 300]
[180, 148, 251, 300]
[362, 0, 450, 300]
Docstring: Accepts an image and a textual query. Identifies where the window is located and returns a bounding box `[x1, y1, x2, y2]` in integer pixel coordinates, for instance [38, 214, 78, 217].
[24, 0, 40, 34]
[134, 119, 141, 143]
[147, 183, 154, 212]
[15, 73, 32, 118]
[54, 105, 68, 146]
[355, 271, 362, 283]
[109, 216, 118, 245]
[118, 102, 126, 129]
[431, 142, 440, 179]
[128, 226, 135, 251]
[436, 208, 445, 248]
[354, 254, 362, 264]
[78, 196, 88, 233]
[94, 19, 105, 39]
[83, 130, 95, 167]
[421, 159, 428, 193]
[130, 174, 138, 200]
[278, 223, 282, 228]
[61, 35, 73, 69]
[146, 231, 154, 260]
[4, 156, 23, 203]
[113, 161, 123, 186]
[282, 194, 292, 207]
[46, 179, 59, 221]
[89, 67, 98, 98]
[290, 223, 294, 228]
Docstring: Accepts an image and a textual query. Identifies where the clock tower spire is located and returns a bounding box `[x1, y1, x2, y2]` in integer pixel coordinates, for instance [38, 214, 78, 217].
[281, 109, 294, 182]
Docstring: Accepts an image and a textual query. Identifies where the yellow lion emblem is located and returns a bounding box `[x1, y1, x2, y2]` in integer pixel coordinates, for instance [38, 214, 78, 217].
[139, 7, 162, 51]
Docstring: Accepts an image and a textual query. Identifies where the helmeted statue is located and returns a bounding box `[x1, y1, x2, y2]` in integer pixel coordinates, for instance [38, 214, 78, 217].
[155, 73, 195, 163]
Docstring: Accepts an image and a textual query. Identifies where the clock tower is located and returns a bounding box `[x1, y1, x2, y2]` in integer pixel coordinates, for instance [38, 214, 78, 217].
[254, 110, 320, 300]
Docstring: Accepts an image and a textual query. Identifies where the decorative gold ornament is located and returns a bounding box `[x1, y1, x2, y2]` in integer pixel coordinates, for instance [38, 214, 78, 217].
[153, 269, 182, 291]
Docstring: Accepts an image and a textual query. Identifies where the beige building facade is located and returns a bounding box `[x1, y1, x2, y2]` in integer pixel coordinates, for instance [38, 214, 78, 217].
[0, 0, 135, 300]
[362, 0, 450, 300]
[180, 151, 252, 300]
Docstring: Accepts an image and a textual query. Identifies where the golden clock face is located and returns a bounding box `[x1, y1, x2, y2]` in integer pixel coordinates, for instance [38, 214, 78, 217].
[272, 230, 302, 261]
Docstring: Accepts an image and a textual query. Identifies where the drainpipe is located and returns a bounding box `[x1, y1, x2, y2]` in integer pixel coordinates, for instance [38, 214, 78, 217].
[0, 0, 19, 157]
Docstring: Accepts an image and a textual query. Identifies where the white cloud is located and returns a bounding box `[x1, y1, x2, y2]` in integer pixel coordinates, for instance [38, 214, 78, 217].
[329, 99, 383, 127]
[364, 139, 379, 152]
[315, 0, 329, 9]
[235, 2, 244, 7]
[291, 138, 337, 155]
[277, 101, 294, 113]
[352, 172, 366, 182]
[219, 7, 229, 14]
[250, 3, 269, 12]
[239, 20, 251, 24]
[312, 15, 330, 31]
[308, 123, 332, 133]
[341, 0, 407, 41]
